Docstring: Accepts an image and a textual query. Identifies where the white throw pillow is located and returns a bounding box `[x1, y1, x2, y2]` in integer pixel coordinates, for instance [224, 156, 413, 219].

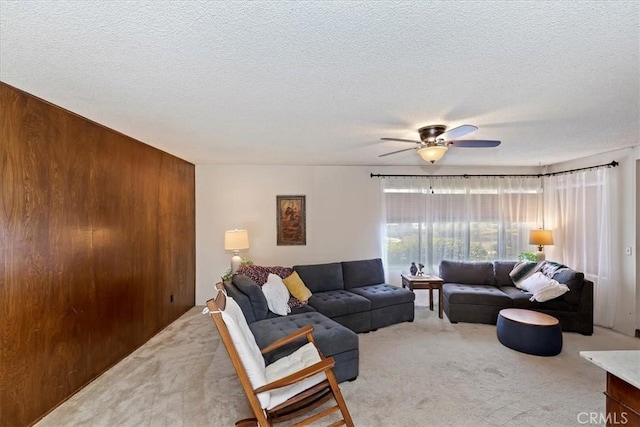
[519, 272, 570, 302]
[262, 273, 291, 316]
[510, 261, 542, 288]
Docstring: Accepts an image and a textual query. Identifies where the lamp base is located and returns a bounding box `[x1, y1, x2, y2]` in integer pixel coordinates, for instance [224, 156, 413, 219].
[231, 254, 242, 274]
[535, 251, 546, 262]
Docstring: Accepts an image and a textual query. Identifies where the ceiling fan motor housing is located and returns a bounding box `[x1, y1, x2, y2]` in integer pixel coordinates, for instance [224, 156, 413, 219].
[418, 125, 447, 143]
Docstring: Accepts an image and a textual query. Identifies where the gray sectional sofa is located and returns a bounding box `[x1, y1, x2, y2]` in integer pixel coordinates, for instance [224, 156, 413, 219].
[440, 260, 594, 335]
[223, 258, 415, 382]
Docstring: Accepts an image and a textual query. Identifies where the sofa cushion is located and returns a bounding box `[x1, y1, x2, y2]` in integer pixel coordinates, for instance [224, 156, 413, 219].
[552, 268, 584, 306]
[499, 286, 535, 309]
[443, 283, 512, 306]
[307, 290, 371, 318]
[341, 258, 385, 289]
[439, 261, 495, 286]
[494, 261, 519, 287]
[233, 274, 269, 321]
[349, 284, 415, 309]
[294, 262, 344, 293]
[499, 286, 576, 311]
[250, 312, 358, 365]
[223, 281, 256, 324]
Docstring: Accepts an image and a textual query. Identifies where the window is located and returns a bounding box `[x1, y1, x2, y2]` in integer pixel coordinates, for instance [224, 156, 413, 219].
[383, 177, 542, 274]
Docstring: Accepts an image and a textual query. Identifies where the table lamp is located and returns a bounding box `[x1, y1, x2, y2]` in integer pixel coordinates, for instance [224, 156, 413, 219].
[224, 229, 249, 273]
[529, 229, 553, 261]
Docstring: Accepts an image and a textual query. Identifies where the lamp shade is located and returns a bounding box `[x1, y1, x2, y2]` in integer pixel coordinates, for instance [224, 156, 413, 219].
[417, 145, 448, 163]
[224, 229, 249, 251]
[529, 229, 554, 246]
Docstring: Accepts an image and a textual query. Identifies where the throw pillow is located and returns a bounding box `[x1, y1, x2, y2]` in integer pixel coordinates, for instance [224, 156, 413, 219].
[282, 271, 312, 302]
[519, 272, 570, 302]
[540, 260, 568, 278]
[236, 264, 294, 285]
[509, 261, 541, 288]
[261, 273, 291, 316]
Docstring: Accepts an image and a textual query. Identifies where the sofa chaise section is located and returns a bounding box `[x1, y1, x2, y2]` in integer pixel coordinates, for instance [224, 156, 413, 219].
[341, 258, 415, 330]
[224, 276, 359, 382]
[222, 258, 416, 383]
[440, 260, 594, 335]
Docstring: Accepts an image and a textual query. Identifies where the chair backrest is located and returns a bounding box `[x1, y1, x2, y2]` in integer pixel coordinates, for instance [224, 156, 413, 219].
[206, 284, 271, 409]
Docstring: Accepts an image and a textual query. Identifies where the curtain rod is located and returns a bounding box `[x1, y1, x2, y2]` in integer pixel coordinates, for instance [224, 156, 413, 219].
[370, 161, 619, 179]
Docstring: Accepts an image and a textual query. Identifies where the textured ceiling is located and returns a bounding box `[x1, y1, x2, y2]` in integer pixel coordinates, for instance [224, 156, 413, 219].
[1, 1, 639, 166]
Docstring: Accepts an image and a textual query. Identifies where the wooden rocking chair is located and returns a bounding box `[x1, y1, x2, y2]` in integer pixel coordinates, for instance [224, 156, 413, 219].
[205, 282, 354, 427]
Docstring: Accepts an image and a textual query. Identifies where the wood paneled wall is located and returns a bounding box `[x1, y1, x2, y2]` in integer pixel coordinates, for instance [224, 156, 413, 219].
[0, 83, 195, 426]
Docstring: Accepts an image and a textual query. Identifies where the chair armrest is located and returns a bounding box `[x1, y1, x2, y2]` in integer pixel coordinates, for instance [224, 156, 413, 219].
[260, 325, 315, 355]
[254, 357, 335, 393]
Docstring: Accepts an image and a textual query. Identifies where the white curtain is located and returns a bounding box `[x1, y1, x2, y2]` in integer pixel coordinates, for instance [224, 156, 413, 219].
[382, 177, 542, 279]
[543, 168, 617, 327]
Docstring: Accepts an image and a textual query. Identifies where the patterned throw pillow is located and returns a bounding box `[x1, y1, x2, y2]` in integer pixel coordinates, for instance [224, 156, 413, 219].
[236, 264, 293, 285]
[235, 264, 308, 308]
[539, 260, 569, 278]
[288, 296, 308, 309]
[509, 261, 541, 288]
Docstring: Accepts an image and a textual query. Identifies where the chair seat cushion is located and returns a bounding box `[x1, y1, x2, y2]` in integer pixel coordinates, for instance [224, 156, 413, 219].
[264, 342, 327, 410]
[349, 284, 415, 309]
[307, 290, 371, 318]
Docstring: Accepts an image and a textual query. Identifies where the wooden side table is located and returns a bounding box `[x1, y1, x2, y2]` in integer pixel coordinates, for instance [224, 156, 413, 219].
[401, 274, 444, 319]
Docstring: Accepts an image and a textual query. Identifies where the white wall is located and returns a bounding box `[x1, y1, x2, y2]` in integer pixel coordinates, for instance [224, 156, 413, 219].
[546, 146, 639, 336]
[196, 166, 383, 304]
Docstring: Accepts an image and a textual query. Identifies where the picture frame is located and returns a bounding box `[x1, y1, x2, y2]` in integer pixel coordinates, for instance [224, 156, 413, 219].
[276, 195, 306, 246]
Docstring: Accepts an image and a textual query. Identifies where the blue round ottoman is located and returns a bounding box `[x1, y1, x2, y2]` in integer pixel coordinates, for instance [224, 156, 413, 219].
[497, 308, 562, 356]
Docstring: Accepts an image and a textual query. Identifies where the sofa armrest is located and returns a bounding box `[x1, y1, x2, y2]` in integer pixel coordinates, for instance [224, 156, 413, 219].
[578, 279, 594, 335]
[579, 280, 594, 316]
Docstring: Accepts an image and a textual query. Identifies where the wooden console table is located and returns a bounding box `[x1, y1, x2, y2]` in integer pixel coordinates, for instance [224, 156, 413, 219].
[580, 350, 640, 426]
[401, 274, 444, 319]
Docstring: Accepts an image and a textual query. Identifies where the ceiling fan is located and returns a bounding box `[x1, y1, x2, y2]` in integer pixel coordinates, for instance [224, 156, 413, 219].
[379, 124, 501, 163]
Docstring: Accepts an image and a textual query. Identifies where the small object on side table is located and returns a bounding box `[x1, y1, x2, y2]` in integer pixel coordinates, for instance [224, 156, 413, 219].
[410, 262, 418, 276]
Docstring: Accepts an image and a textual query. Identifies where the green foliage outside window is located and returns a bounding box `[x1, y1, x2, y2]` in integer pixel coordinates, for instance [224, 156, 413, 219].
[387, 235, 489, 268]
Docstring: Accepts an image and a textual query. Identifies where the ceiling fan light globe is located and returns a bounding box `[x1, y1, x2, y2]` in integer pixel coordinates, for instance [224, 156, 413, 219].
[417, 145, 448, 163]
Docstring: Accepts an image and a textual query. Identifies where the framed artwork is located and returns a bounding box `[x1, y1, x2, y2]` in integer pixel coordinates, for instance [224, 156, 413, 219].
[276, 195, 306, 246]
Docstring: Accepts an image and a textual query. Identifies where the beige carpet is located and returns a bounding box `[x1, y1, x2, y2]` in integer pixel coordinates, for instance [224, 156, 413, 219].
[37, 296, 640, 427]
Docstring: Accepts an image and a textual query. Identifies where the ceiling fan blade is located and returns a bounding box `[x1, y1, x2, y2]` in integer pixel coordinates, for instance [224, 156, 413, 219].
[448, 140, 501, 148]
[438, 124, 478, 141]
[378, 147, 419, 157]
[380, 137, 422, 144]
